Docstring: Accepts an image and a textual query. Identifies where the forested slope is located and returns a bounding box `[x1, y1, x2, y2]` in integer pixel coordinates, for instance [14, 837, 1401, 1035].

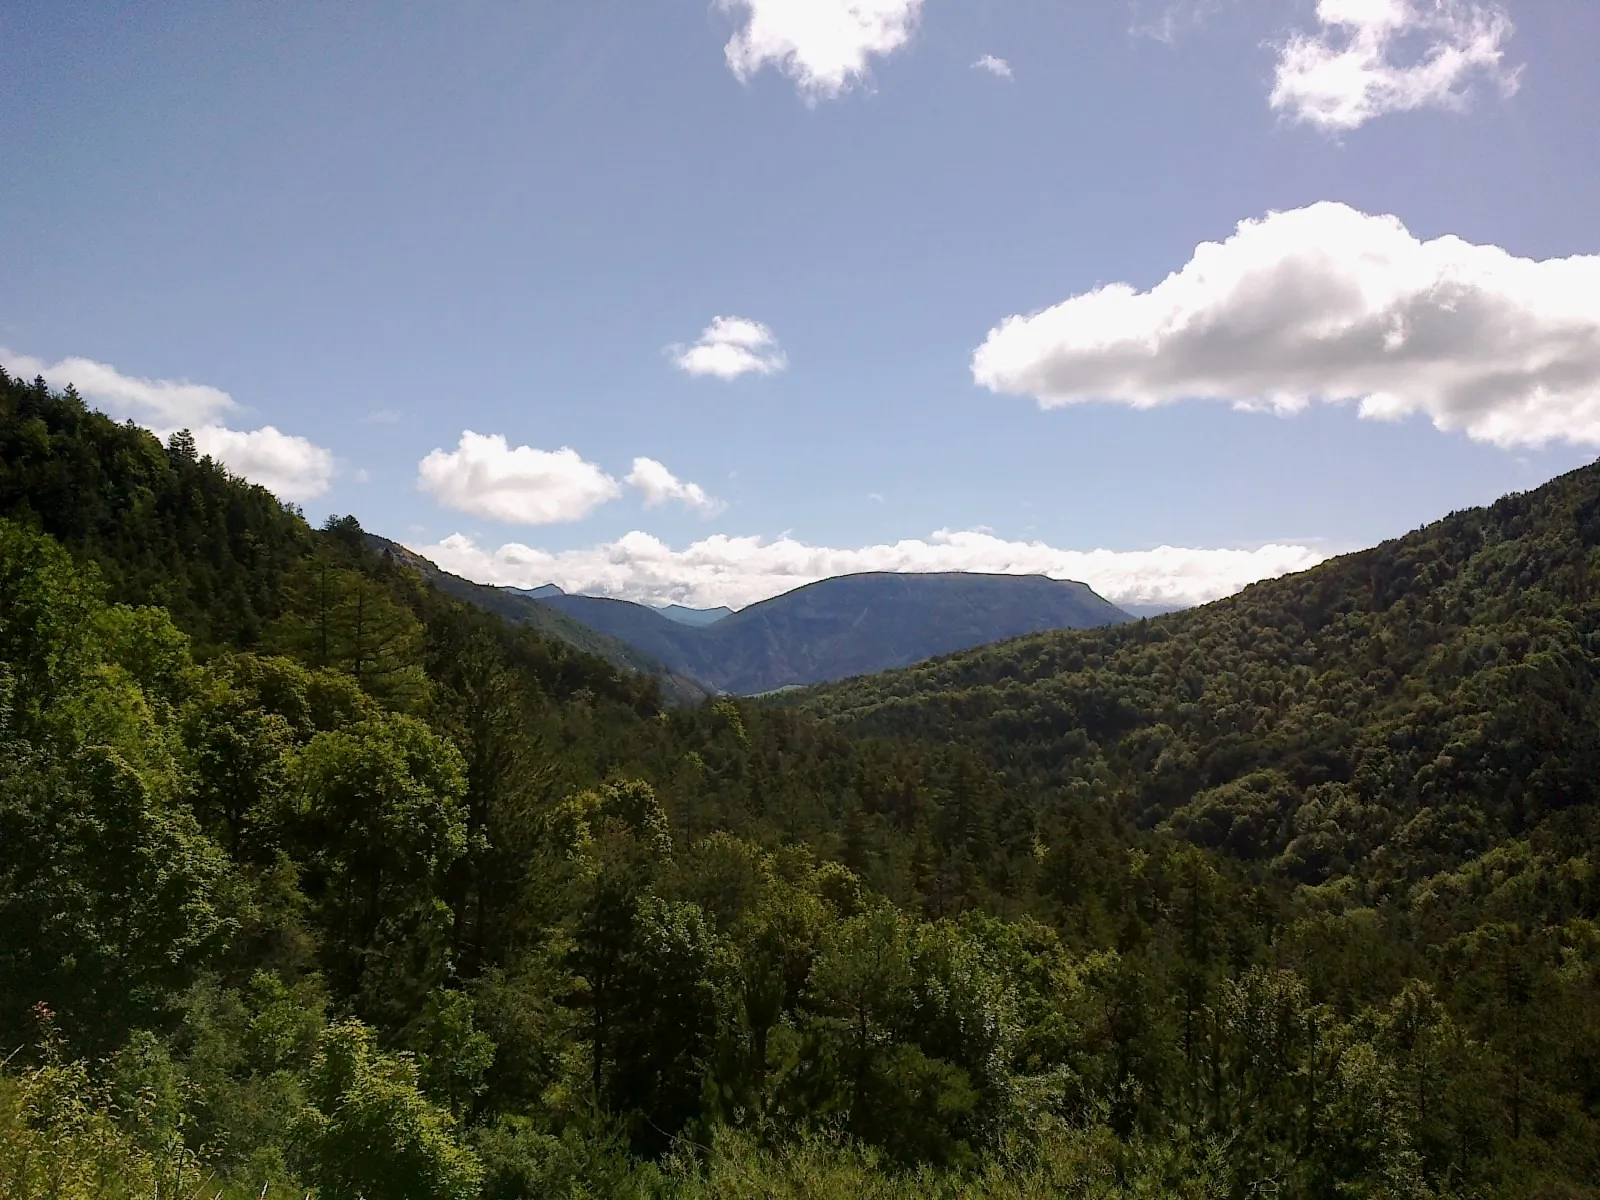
[805, 460, 1600, 894]
[0, 376, 313, 647]
[366, 534, 712, 704]
[1, 369, 1596, 1199]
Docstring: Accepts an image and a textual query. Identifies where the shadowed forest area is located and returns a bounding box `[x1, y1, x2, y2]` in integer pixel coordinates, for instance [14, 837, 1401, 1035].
[2, 369, 1597, 1197]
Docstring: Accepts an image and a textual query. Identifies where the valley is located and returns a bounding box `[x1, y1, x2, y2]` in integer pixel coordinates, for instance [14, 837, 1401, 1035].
[382, 545, 1134, 696]
[2, 374, 1596, 1198]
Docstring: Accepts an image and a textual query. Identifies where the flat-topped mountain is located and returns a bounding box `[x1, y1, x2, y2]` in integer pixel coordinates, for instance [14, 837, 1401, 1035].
[532, 570, 1130, 694]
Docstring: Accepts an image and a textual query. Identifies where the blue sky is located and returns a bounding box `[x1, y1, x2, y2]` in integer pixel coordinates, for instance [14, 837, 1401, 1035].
[3, 0, 1598, 608]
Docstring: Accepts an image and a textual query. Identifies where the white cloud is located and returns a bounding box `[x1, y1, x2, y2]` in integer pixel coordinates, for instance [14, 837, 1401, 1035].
[190, 425, 336, 501]
[971, 202, 1600, 449]
[625, 457, 725, 515]
[417, 431, 621, 525]
[672, 316, 787, 381]
[972, 54, 1013, 79]
[1271, 0, 1519, 132]
[717, 0, 922, 102]
[1, 347, 237, 427]
[410, 528, 1326, 611]
[1, 348, 336, 500]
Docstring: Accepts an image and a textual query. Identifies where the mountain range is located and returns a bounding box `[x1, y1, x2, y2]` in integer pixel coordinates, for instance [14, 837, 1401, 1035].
[505, 584, 734, 628]
[528, 571, 1131, 694]
[655, 603, 734, 627]
[369, 539, 1131, 695]
[366, 538, 715, 703]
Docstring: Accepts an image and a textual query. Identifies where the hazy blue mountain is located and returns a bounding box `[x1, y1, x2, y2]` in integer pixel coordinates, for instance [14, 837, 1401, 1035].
[535, 571, 1131, 694]
[657, 604, 734, 627]
[501, 587, 729, 626]
[1119, 602, 1190, 619]
[365, 538, 711, 703]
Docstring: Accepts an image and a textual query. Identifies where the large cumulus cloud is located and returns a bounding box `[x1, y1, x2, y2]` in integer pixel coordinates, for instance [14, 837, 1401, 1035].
[972, 202, 1600, 448]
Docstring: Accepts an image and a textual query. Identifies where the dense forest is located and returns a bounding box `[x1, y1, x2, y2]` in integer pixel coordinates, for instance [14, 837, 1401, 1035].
[1, 366, 1596, 1198]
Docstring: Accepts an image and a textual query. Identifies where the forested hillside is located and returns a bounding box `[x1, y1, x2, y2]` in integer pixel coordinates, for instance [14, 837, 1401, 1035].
[365, 535, 712, 705]
[1, 369, 1597, 1198]
[802, 460, 1600, 897]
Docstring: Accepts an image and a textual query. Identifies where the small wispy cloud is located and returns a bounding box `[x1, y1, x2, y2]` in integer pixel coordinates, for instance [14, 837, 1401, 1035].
[671, 316, 787, 381]
[1, 347, 236, 428]
[1128, 0, 1222, 44]
[362, 408, 402, 425]
[626, 457, 726, 515]
[972, 54, 1013, 79]
[1271, 0, 1519, 132]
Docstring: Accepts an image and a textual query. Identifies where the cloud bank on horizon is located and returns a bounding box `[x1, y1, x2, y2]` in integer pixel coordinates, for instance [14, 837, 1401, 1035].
[972, 202, 1600, 449]
[412, 528, 1327, 612]
[0, 349, 335, 501]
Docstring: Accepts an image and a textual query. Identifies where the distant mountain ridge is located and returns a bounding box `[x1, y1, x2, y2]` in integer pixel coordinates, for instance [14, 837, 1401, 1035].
[532, 571, 1131, 694]
[501, 584, 733, 628]
[1119, 602, 1189, 619]
[366, 537, 713, 703]
[658, 603, 734, 627]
